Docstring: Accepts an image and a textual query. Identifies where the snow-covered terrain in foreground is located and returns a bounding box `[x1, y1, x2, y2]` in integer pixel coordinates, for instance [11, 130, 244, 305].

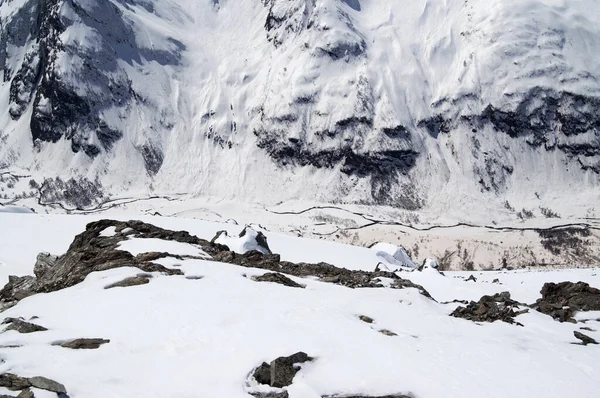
[0, 213, 598, 397]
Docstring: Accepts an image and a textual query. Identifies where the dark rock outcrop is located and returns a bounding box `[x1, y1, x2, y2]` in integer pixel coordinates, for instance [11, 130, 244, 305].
[451, 292, 528, 325]
[252, 352, 313, 388]
[59, 338, 110, 349]
[2, 318, 47, 333]
[359, 315, 374, 323]
[0, 373, 31, 390]
[0, 220, 432, 307]
[0, 219, 222, 305]
[573, 331, 598, 345]
[533, 281, 600, 323]
[29, 376, 67, 393]
[252, 273, 304, 288]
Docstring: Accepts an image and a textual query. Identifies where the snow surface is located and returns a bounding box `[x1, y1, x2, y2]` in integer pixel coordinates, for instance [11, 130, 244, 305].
[0, 213, 598, 397]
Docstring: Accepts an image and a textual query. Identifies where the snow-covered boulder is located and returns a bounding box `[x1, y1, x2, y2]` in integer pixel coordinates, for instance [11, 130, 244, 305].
[370, 242, 416, 269]
[214, 227, 272, 255]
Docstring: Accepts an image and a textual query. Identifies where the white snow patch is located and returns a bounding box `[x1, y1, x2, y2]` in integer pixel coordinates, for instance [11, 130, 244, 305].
[371, 242, 416, 269]
[117, 238, 209, 258]
[99, 226, 117, 237]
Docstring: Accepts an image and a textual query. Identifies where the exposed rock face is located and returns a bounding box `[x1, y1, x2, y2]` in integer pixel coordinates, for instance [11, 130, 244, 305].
[59, 338, 110, 349]
[573, 331, 598, 345]
[0, 373, 31, 390]
[533, 282, 600, 322]
[252, 273, 304, 288]
[2, 318, 47, 333]
[252, 352, 313, 388]
[451, 292, 527, 325]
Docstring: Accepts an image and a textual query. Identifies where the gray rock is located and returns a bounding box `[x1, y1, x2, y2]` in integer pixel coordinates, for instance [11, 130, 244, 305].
[574, 331, 598, 345]
[59, 338, 110, 349]
[104, 275, 151, 289]
[466, 275, 477, 282]
[252, 273, 304, 288]
[29, 376, 67, 393]
[378, 329, 398, 337]
[0, 373, 31, 390]
[3, 318, 47, 333]
[322, 395, 413, 398]
[253, 362, 272, 385]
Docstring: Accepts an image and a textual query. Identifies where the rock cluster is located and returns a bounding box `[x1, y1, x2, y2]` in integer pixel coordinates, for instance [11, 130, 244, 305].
[451, 292, 528, 325]
[533, 281, 600, 323]
[0, 373, 68, 396]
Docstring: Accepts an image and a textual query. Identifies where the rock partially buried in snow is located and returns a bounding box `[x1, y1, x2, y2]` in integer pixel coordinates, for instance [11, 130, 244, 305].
[370, 242, 416, 270]
[213, 226, 272, 255]
[322, 395, 413, 398]
[104, 274, 152, 289]
[252, 273, 305, 288]
[2, 317, 47, 333]
[573, 331, 598, 345]
[252, 352, 313, 388]
[29, 376, 67, 393]
[58, 338, 110, 349]
[0, 373, 31, 390]
[451, 292, 528, 325]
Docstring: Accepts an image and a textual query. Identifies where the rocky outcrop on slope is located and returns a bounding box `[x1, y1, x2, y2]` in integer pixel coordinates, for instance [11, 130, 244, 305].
[0, 220, 432, 309]
[58, 338, 110, 349]
[533, 281, 600, 323]
[573, 331, 598, 345]
[0, 219, 217, 307]
[451, 292, 528, 325]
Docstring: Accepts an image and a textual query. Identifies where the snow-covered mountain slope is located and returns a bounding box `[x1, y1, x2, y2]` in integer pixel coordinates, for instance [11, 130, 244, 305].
[0, 0, 599, 212]
[0, 213, 599, 397]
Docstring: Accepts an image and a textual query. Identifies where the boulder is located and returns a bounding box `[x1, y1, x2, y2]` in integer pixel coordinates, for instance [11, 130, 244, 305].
[533, 281, 600, 322]
[0, 373, 31, 390]
[359, 315, 374, 323]
[29, 376, 67, 393]
[252, 352, 313, 388]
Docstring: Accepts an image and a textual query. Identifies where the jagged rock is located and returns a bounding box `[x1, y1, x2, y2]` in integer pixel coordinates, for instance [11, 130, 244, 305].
[533, 281, 600, 323]
[59, 338, 110, 349]
[574, 331, 598, 345]
[451, 292, 528, 325]
[252, 352, 313, 388]
[0, 275, 36, 303]
[2, 318, 47, 333]
[252, 273, 304, 288]
[359, 315, 374, 323]
[0, 373, 31, 390]
[379, 329, 398, 336]
[492, 279, 500, 284]
[29, 376, 67, 393]
[466, 275, 477, 282]
[104, 275, 152, 289]
[33, 253, 59, 279]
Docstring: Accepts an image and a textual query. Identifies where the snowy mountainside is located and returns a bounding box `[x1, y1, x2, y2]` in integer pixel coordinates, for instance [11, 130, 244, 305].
[0, 0, 599, 211]
[0, 213, 598, 397]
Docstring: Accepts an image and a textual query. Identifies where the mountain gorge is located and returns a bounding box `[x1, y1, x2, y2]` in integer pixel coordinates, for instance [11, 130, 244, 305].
[1, 0, 599, 212]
